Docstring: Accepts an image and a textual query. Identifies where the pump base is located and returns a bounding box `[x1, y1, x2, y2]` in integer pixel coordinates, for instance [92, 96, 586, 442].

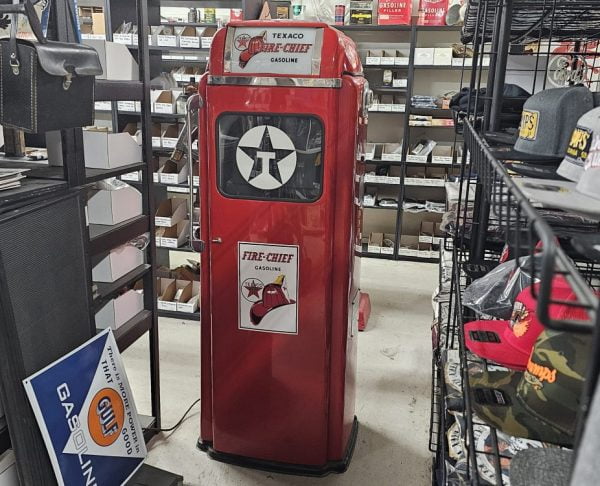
[197, 417, 358, 477]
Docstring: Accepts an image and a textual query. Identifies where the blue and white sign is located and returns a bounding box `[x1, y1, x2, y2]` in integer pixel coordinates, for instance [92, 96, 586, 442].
[23, 329, 146, 486]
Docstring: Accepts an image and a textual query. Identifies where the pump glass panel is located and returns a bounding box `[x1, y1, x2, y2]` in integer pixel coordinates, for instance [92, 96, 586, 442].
[217, 114, 324, 202]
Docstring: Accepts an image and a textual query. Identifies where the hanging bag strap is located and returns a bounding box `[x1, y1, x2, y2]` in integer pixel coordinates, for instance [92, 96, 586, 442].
[3, 0, 47, 75]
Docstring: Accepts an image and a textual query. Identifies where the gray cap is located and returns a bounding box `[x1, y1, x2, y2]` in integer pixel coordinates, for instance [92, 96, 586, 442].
[575, 130, 600, 199]
[557, 106, 600, 182]
[514, 87, 594, 159]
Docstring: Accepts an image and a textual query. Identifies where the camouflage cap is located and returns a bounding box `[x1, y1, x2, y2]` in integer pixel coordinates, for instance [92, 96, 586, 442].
[470, 330, 591, 447]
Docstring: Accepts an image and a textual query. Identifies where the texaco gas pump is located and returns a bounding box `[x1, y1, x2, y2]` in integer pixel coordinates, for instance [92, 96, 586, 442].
[194, 21, 370, 475]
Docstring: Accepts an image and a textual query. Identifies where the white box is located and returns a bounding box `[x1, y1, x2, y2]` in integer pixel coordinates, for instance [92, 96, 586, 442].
[365, 49, 383, 65]
[88, 181, 143, 225]
[0, 450, 18, 486]
[381, 246, 394, 255]
[176, 280, 200, 313]
[162, 125, 180, 148]
[157, 278, 177, 311]
[434, 48, 453, 66]
[407, 154, 428, 163]
[482, 56, 491, 67]
[378, 104, 393, 112]
[381, 143, 403, 161]
[159, 159, 189, 185]
[83, 39, 139, 81]
[200, 27, 217, 48]
[152, 90, 179, 114]
[392, 78, 408, 88]
[178, 26, 200, 48]
[92, 244, 144, 283]
[83, 129, 142, 169]
[157, 28, 178, 47]
[113, 33, 133, 45]
[395, 57, 409, 66]
[414, 48, 435, 65]
[96, 290, 144, 330]
[94, 101, 111, 111]
[117, 100, 139, 112]
[155, 198, 187, 227]
[159, 220, 190, 248]
[452, 57, 473, 67]
[391, 104, 405, 112]
[121, 171, 141, 182]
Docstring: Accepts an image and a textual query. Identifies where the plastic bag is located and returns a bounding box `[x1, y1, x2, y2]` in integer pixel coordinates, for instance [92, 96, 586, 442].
[463, 255, 541, 320]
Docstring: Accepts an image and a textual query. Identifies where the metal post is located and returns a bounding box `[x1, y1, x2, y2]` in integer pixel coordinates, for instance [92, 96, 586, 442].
[489, 0, 514, 132]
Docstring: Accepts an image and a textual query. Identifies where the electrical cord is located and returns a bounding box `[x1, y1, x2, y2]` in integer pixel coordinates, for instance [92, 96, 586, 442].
[146, 398, 201, 433]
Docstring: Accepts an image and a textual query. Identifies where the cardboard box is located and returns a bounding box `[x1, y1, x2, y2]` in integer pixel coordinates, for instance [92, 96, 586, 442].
[122, 123, 142, 145]
[94, 101, 112, 111]
[452, 57, 473, 67]
[87, 181, 143, 225]
[432, 144, 454, 164]
[83, 128, 142, 169]
[152, 123, 162, 148]
[96, 290, 144, 330]
[155, 198, 187, 227]
[176, 280, 200, 313]
[398, 235, 419, 257]
[154, 156, 167, 183]
[153, 90, 179, 114]
[157, 278, 177, 311]
[83, 39, 139, 81]
[113, 33, 134, 45]
[381, 233, 396, 255]
[92, 243, 144, 283]
[365, 143, 376, 160]
[121, 171, 141, 182]
[419, 221, 435, 244]
[200, 27, 217, 48]
[368, 232, 384, 254]
[414, 47, 435, 65]
[365, 49, 383, 65]
[172, 66, 202, 83]
[162, 124, 180, 149]
[156, 26, 177, 47]
[178, 26, 200, 48]
[158, 220, 190, 248]
[79, 7, 105, 36]
[392, 78, 408, 88]
[159, 158, 189, 185]
[381, 50, 397, 65]
[395, 55, 409, 66]
[433, 48, 453, 66]
[381, 143, 403, 161]
[117, 100, 141, 112]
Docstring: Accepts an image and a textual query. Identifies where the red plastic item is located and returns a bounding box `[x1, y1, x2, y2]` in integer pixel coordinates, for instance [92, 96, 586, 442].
[358, 292, 371, 331]
[197, 21, 366, 476]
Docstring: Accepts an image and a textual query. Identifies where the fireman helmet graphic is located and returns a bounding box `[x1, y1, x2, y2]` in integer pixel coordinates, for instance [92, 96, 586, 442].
[237, 31, 267, 68]
[250, 274, 296, 325]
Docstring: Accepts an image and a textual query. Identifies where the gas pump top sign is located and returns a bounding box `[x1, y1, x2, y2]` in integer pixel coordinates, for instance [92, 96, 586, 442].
[225, 27, 323, 75]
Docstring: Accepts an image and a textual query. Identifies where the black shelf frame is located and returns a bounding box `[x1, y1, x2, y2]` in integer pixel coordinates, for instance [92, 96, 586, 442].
[158, 309, 200, 320]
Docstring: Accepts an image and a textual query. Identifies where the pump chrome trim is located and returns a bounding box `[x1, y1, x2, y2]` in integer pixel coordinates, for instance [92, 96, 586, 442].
[208, 76, 342, 88]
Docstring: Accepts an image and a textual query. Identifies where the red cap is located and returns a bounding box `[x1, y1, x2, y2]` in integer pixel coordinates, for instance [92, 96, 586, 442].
[465, 277, 585, 370]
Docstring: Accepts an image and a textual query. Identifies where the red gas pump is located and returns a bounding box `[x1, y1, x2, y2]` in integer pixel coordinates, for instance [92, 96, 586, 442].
[196, 21, 369, 476]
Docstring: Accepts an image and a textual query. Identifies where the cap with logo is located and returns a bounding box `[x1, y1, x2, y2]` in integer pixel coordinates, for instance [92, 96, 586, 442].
[557, 106, 600, 181]
[515, 128, 600, 219]
[464, 277, 586, 370]
[470, 329, 590, 446]
[493, 86, 594, 163]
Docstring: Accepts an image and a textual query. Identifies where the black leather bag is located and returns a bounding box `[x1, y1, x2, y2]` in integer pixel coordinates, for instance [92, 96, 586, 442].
[0, 1, 102, 133]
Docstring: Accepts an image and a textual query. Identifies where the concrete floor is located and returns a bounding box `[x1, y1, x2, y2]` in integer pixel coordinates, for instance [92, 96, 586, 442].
[123, 259, 437, 486]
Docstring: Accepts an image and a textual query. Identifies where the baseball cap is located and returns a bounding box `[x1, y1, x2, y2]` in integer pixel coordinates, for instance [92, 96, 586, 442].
[492, 87, 594, 163]
[464, 277, 584, 370]
[470, 329, 591, 446]
[504, 161, 565, 179]
[514, 130, 600, 219]
[557, 106, 600, 181]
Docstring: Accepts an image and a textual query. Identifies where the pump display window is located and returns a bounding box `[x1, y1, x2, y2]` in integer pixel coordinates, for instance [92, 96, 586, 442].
[217, 114, 324, 202]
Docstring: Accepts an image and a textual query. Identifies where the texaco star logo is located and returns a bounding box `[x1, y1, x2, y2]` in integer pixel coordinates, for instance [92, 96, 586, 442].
[236, 125, 297, 190]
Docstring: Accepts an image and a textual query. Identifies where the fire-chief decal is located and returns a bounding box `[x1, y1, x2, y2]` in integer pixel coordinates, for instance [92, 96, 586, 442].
[238, 242, 299, 334]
